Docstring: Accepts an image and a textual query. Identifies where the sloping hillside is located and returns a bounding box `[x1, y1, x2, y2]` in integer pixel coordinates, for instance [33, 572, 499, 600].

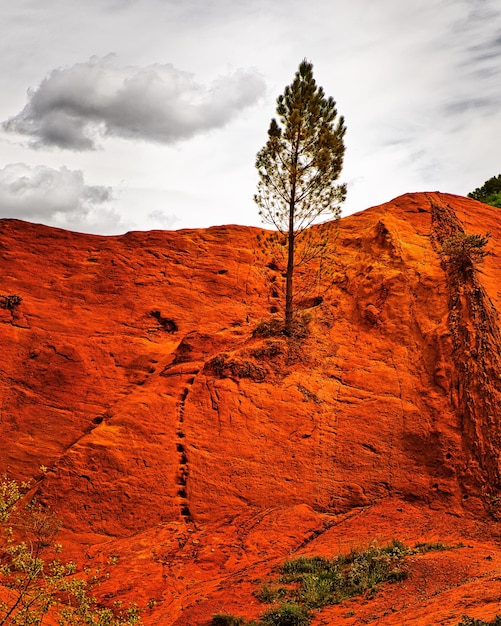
[2, 192, 501, 625]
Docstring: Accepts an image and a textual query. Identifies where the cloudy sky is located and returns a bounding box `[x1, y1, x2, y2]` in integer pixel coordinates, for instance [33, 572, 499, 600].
[0, 0, 500, 234]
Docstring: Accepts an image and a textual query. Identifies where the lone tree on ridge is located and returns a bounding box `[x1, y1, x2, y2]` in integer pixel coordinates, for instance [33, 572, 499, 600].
[254, 59, 346, 335]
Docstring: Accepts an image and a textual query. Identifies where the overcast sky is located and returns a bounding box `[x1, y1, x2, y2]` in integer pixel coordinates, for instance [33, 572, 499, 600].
[0, 0, 499, 234]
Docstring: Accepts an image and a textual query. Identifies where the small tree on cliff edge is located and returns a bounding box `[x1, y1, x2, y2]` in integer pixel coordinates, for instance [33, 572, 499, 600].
[254, 59, 346, 335]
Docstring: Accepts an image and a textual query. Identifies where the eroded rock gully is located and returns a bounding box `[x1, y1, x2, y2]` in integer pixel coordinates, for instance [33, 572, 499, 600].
[2, 193, 501, 624]
[429, 194, 501, 508]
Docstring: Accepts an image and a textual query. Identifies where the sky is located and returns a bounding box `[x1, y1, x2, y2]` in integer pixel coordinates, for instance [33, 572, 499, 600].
[0, 0, 500, 235]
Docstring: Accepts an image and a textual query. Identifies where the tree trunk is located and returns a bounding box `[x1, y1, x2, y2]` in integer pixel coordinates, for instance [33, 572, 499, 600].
[285, 196, 295, 335]
[285, 127, 301, 336]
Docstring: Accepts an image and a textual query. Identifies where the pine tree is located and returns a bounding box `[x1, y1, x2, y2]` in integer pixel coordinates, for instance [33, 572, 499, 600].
[468, 174, 501, 208]
[254, 59, 346, 334]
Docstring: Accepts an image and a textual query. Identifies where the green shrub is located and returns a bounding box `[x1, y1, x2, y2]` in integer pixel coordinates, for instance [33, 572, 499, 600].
[457, 617, 501, 626]
[256, 583, 288, 603]
[281, 555, 334, 578]
[379, 538, 409, 556]
[414, 541, 464, 553]
[345, 545, 407, 593]
[278, 542, 409, 608]
[261, 602, 310, 626]
[0, 476, 142, 626]
[298, 573, 337, 607]
[211, 614, 246, 626]
[438, 232, 490, 273]
[253, 540, 462, 623]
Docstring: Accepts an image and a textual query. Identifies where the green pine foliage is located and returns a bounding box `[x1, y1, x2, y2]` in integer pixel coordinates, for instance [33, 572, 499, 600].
[254, 59, 346, 334]
[438, 232, 490, 274]
[468, 175, 501, 208]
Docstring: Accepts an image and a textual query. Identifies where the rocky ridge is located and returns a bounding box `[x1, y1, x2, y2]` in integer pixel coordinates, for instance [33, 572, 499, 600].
[1, 192, 501, 624]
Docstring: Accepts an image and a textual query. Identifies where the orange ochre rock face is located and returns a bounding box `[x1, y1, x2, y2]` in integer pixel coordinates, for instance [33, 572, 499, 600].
[2, 192, 501, 624]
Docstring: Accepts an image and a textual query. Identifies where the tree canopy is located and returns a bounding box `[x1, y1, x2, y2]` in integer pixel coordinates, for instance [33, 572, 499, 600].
[468, 174, 501, 208]
[254, 59, 346, 333]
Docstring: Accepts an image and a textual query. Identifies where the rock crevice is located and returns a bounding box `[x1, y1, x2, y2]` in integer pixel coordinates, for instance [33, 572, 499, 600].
[429, 195, 501, 504]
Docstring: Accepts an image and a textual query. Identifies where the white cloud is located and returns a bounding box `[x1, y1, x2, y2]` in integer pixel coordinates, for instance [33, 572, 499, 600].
[0, 163, 126, 233]
[2, 55, 265, 150]
[147, 209, 177, 229]
[1, 0, 501, 233]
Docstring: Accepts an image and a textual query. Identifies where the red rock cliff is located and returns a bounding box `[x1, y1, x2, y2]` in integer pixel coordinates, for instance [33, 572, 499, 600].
[2, 192, 501, 624]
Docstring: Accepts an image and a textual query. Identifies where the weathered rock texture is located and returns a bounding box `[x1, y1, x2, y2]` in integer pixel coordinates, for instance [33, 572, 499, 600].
[2, 192, 501, 624]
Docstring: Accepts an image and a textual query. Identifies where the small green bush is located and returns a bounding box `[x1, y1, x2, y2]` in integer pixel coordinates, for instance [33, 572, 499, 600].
[248, 540, 464, 625]
[256, 583, 288, 603]
[439, 232, 490, 273]
[281, 555, 334, 578]
[211, 613, 246, 626]
[298, 574, 337, 608]
[261, 602, 310, 626]
[457, 616, 501, 626]
[278, 542, 409, 608]
[379, 538, 409, 556]
[414, 541, 464, 553]
[345, 545, 407, 593]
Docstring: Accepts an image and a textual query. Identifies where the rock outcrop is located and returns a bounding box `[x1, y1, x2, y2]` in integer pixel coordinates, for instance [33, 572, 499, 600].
[2, 192, 501, 624]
